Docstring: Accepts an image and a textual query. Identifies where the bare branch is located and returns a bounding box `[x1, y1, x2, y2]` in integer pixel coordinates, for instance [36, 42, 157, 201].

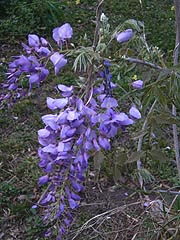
[123, 56, 163, 70]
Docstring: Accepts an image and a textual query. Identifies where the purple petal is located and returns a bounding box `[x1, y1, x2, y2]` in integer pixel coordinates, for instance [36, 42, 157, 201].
[31, 205, 37, 209]
[68, 198, 77, 209]
[42, 114, 59, 130]
[132, 80, 144, 89]
[54, 98, 68, 109]
[46, 97, 57, 110]
[71, 181, 83, 192]
[107, 125, 118, 137]
[29, 74, 40, 89]
[101, 97, 118, 108]
[22, 43, 31, 54]
[93, 138, 101, 151]
[38, 175, 49, 185]
[40, 37, 48, 46]
[98, 136, 111, 150]
[66, 128, 76, 137]
[57, 84, 73, 92]
[104, 60, 111, 67]
[38, 129, 50, 138]
[28, 34, 40, 47]
[8, 83, 18, 90]
[71, 192, 81, 201]
[82, 106, 96, 116]
[116, 29, 133, 43]
[44, 229, 51, 237]
[67, 110, 79, 121]
[129, 106, 141, 120]
[42, 144, 58, 155]
[57, 111, 68, 124]
[46, 97, 68, 110]
[50, 52, 67, 75]
[46, 162, 53, 173]
[39, 67, 49, 81]
[37, 47, 51, 56]
[57, 142, 65, 152]
[53, 23, 73, 45]
[113, 112, 134, 125]
[84, 140, 93, 150]
[52, 27, 60, 43]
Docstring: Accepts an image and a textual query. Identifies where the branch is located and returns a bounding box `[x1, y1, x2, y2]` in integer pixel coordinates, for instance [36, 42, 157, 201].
[154, 189, 180, 195]
[123, 56, 163, 70]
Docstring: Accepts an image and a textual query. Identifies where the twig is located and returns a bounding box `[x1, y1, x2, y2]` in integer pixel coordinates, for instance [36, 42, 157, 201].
[72, 201, 141, 239]
[123, 56, 163, 70]
[154, 189, 180, 195]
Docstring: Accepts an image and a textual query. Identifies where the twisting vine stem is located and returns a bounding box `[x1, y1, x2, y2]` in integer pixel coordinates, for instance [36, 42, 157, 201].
[85, 0, 104, 103]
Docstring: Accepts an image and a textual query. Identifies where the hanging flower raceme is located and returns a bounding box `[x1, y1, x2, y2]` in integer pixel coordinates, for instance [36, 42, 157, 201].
[0, 23, 71, 108]
[37, 60, 141, 239]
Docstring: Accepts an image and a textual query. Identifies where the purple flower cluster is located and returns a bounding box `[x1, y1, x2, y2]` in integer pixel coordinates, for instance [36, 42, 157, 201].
[0, 23, 72, 107]
[37, 61, 141, 239]
[1, 19, 142, 239]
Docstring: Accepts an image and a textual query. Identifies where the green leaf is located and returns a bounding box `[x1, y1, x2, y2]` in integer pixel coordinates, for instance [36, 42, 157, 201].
[113, 164, 122, 184]
[93, 151, 105, 171]
[139, 168, 155, 183]
[114, 152, 128, 166]
[150, 149, 169, 162]
[124, 19, 142, 32]
[151, 112, 177, 125]
[132, 129, 147, 140]
[127, 151, 144, 163]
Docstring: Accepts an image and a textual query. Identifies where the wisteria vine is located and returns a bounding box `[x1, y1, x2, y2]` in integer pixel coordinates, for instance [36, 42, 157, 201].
[1, 11, 143, 239]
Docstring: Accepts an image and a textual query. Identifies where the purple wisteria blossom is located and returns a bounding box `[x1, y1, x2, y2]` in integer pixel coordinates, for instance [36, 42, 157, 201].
[129, 106, 141, 119]
[0, 33, 52, 106]
[53, 23, 73, 46]
[28, 34, 40, 47]
[0, 23, 73, 107]
[115, 29, 133, 43]
[132, 80, 144, 89]
[24, 34, 51, 56]
[50, 53, 67, 75]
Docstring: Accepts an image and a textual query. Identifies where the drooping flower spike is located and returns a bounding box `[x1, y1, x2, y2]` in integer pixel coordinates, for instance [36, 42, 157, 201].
[37, 60, 142, 238]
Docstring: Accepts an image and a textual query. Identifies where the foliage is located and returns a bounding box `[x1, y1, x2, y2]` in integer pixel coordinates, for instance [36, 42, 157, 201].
[0, 0, 68, 40]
